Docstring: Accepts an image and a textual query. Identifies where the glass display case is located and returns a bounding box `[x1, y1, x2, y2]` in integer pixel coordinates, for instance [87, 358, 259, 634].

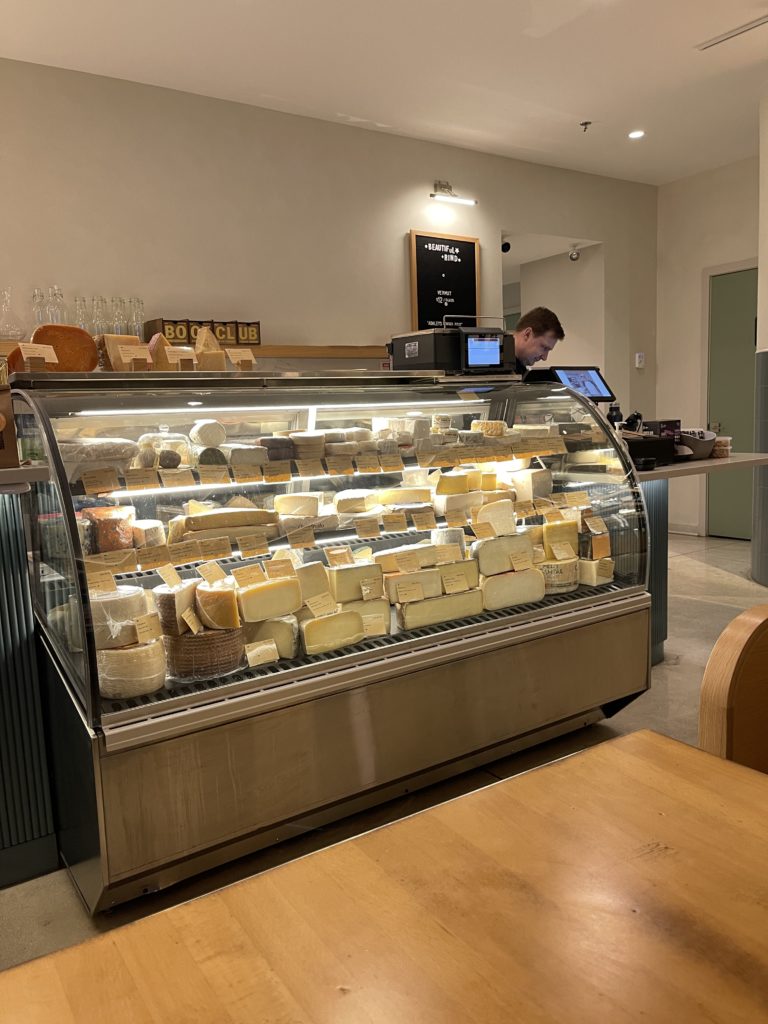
[13, 371, 651, 910]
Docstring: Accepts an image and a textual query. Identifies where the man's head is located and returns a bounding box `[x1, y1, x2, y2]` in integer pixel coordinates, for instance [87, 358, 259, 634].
[513, 307, 564, 367]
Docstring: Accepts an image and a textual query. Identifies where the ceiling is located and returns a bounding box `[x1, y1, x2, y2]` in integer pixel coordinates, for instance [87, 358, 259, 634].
[502, 234, 600, 282]
[2, 0, 768, 184]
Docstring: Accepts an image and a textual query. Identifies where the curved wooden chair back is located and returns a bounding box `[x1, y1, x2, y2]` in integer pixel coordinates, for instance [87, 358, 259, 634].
[699, 604, 768, 773]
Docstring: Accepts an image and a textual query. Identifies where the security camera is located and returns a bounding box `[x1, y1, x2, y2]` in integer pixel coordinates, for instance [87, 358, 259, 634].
[501, 241, 511, 253]
[568, 249, 580, 261]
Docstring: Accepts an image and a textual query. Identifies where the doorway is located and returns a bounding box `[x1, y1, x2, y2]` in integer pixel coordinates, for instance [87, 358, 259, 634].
[707, 267, 757, 539]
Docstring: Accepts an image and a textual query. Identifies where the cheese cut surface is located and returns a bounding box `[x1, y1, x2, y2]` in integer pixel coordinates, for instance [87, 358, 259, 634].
[153, 579, 200, 636]
[437, 559, 480, 592]
[480, 569, 545, 610]
[295, 561, 330, 602]
[340, 598, 391, 636]
[185, 508, 278, 531]
[505, 468, 553, 502]
[539, 558, 579, 594]
[470, 535, 534, 576]
[237, 578, 302, 621]
[273, 492, 322, 516]
[373, 544, 438, 573]
[435, 473, 469, 495]
[327, 562, 384, 602]
[244, 615, 299, 658]
[433, 491, 484, 517]
[542, 520, 579, 560]
[396, 589, 483, 629]
[579, 558, 614, 586]
[476, 499, 516, 536]
[97, 640, 166, 699]
[90, 585, 147, 650]
[132, 519, 165, 547]
[301, 610, 365, 655]
[376, 487, 431, 506]
[195, 579, 242, 629]
[333, 489, 376, 513]
[430, 528, 466, 555]
[384, 567, 442, 603]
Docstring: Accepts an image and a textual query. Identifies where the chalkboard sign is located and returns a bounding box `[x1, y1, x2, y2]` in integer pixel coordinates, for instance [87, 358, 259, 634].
[409, 230, 480, 331]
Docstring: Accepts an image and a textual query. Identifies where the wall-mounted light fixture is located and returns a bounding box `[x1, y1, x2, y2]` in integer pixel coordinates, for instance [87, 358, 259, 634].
[429, 180, 477, 206]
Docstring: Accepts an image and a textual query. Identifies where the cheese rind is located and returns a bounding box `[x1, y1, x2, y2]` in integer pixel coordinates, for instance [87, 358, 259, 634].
[196, 578, 242, 629]
[90, 585, 148, 650]
[433, 491, 484, 517]
[480, 569, 545, 610]
[327, 563, 384, 602]
[244, 616, 299, 658]
[539, 558, 579, 594]
[396, 589, 483, 629]
[376, 487, 431, 506]
[153, 579, 200, 636]
[185, 509, 278, 531]
[470, 535, 534, 576]
[236, 578, 302, 621]
[301, 610, 365, 654]
[384, 567, 442, 603]
[97, 640, 166, 698]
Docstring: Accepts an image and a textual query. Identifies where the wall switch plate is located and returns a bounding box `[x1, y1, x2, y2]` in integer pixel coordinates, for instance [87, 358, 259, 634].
[634, 352, 645, 369]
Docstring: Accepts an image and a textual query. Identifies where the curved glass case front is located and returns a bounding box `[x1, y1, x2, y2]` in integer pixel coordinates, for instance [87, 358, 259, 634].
[14, 374, 648, 729]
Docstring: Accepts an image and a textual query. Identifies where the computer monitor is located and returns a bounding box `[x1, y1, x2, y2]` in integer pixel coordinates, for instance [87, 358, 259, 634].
[527, 366, 615, 402]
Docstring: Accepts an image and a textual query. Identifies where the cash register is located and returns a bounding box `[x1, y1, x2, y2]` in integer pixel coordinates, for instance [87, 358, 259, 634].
[390, 318, 516, 375]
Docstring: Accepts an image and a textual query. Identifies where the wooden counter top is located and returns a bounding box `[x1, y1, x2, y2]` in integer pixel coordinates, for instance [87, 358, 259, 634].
[3, 730, 768, 1022]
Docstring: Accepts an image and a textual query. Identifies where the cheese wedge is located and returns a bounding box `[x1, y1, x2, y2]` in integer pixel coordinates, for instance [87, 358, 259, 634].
[243, 615, 299, 658]
[437, 559, 479, 592]
[376, 487, 431, 506]
[396, 589, 483, 629]
[373, 543, 439, 573]
[274, 492, 322, 516]
[476, 499, 516, 536]
[504, 468, 553, 502]
[327, 563, 384, 602]
[579, 558, 614, 586]
[480, 569, 545, 610]
[132, 519, 166, 547]
[542, 520, 579, 561]
[470, 535, 534, 576]
[301, 610, 365, 655]
[153, 579, 200, 636]
[384, 567, 442, 603]
[185, 508, 278, 531]
[433, 491, 484, 517]
[236, 578, 302, 621]
[340, 599, 391, 636]
[333, 489, 377, 513]
[295, 561, 330, 602]
[195, 578, 241, 629]
[435, 473, 469, 495]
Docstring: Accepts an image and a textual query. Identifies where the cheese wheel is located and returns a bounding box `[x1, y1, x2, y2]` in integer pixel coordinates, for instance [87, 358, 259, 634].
[301, 610, 365, 655]
[339, 599, 391, 636]
[196, 578, 241, 629]
[90, 585, 147, 650]
[10, 324, 98, 373]
[470, 535, 534, 577]
[97, 640, 166, 699]
[327, 563, 384, 602]
[133, 519, 165, 547]
[189, 419, 226, 447]
[480, 569, 545, 610]
[237, 578, 302, 621]
[539, 558, 579, 594]
[396, 589, 483, 629]
[153, 579, 200, 636]
[244, 616, 299, 659]
[165, 628, 244, 680]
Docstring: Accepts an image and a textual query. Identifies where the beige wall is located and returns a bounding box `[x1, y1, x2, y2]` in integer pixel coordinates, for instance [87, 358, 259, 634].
[759, 99, 768, 354]
[656, 157, 759, 532]
[520, 244, 605, 368]
[0, 58, 656, 411]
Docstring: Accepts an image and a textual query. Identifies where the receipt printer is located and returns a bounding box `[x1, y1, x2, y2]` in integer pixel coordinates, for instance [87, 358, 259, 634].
[389, 325, 517, 375]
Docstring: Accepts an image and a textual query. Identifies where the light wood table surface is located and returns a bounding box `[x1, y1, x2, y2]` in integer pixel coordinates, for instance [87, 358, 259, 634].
[3, 730, 768, 1023]
[635, 450, 768, 481]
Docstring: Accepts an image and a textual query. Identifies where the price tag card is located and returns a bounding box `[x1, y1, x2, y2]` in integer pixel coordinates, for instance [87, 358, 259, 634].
[395, 550, 421, 574]
[587, 516, 609, 535]
[411, 509, 437, 532]
[296, 459, 325, 479]
[196, 560, 227, 584]
[551, 542, 576, 561]
[355, 455, 381, 475]
[181, 607, 203, 634]
[442, 568, 470, 594]
[434, 543, 463, 565]
[471, 522, 496, 540]
[360, 575, 384, 600]
[544, 509, 565, 523]
[533, 498, 555, 511]
[160, 468, 196, 489]
[123, 468, 160, 490]
[225, 348, 256, 368]
[198, 465, 231, 486]
[231, 465, 263, 484]
[445, 509, 468, 528]
[546, 493, 566, 507]
[263, 461, 292, 483]
[566, 490, 590, 507]
[509, 551, 533, 572]
[81, 468, 119, 495]
[382, 512, 408, 533]
[87, 568, 117, 593]
[237, 533, 270, 558]
[355, 517, 381, 540]
[265, 558, 296, 579]
[514, 501, 536, 519]
[379, 454, 405, 473]
[305, 592, 338, 618]
[288, 526, 316, 549]
[86, 550, 139, 572]
[246, 639, 280, 667]
[362, 614, 383, 638]
[326, 545, 355, 567]
[157, 563, 183, 588]
[231, 563, 267, 587]
[137, 544, 170, 570]
[134, 612, 162, 643]
[598, 557, 615, 579]
[18, 342, 58, 365]
[591, 533, 612, 560]
[120, 344, 149, 367]
[168, 540, 201, 565]
[325, 456, 354, 476]
[396, 579, 424, 603]
[197, 537, 233, 561]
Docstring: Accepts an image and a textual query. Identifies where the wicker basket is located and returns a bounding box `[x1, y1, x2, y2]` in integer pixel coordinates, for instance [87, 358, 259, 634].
[165, 627, 244, 681]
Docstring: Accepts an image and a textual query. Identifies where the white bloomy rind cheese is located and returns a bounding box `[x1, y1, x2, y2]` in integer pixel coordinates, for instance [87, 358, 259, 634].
[97, 639, 166, 699]
[470, 535, 534, 576]
[539, 558, 579, 594]
[237, 578, 302, 621]
[301, 610, 365, 654]
[396, 589, 483, 629]
[480, 569, 545, 610]
[244, 615, 299, 658]
[195, 578, 242, 629]
[327, 563, 384, 602]
[90, 585, 148, 650]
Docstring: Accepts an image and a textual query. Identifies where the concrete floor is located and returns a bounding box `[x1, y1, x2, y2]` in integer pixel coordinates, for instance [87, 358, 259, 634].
[1, 535, 764, 972]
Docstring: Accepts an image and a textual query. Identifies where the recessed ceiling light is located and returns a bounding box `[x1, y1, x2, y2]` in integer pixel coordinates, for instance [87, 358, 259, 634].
[628, 130, 645, 140]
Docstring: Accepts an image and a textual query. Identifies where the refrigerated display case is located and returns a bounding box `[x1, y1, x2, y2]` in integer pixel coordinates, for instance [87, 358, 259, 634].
[13, 370, 650, 911]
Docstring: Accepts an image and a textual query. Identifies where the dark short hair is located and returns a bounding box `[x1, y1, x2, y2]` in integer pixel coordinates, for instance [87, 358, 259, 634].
[515, 307, 564, 340]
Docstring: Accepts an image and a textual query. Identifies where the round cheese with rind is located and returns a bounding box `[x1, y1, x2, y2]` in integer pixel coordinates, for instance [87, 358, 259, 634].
[90, 584, 147, 650]
[539, 558, 579, 594]
[97, 640, 166, 698]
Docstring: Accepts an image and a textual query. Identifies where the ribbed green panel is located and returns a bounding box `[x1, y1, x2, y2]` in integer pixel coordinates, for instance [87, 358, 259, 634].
[0, 494, 53, 856]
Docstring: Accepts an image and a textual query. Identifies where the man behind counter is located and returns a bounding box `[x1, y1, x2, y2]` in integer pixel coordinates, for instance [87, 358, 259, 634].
[511, 306, 564, 375]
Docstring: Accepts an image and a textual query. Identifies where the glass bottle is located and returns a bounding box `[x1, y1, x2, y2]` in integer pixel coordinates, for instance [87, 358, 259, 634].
[110, 296, 127, 335]
[47, 285, 66, 324]
[73, 297, 90, 332]
[128, 297, 144, 341]
[91, 296, 109, 336]
[31, 288, 47, 326]
[0, 287, 26, 341]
